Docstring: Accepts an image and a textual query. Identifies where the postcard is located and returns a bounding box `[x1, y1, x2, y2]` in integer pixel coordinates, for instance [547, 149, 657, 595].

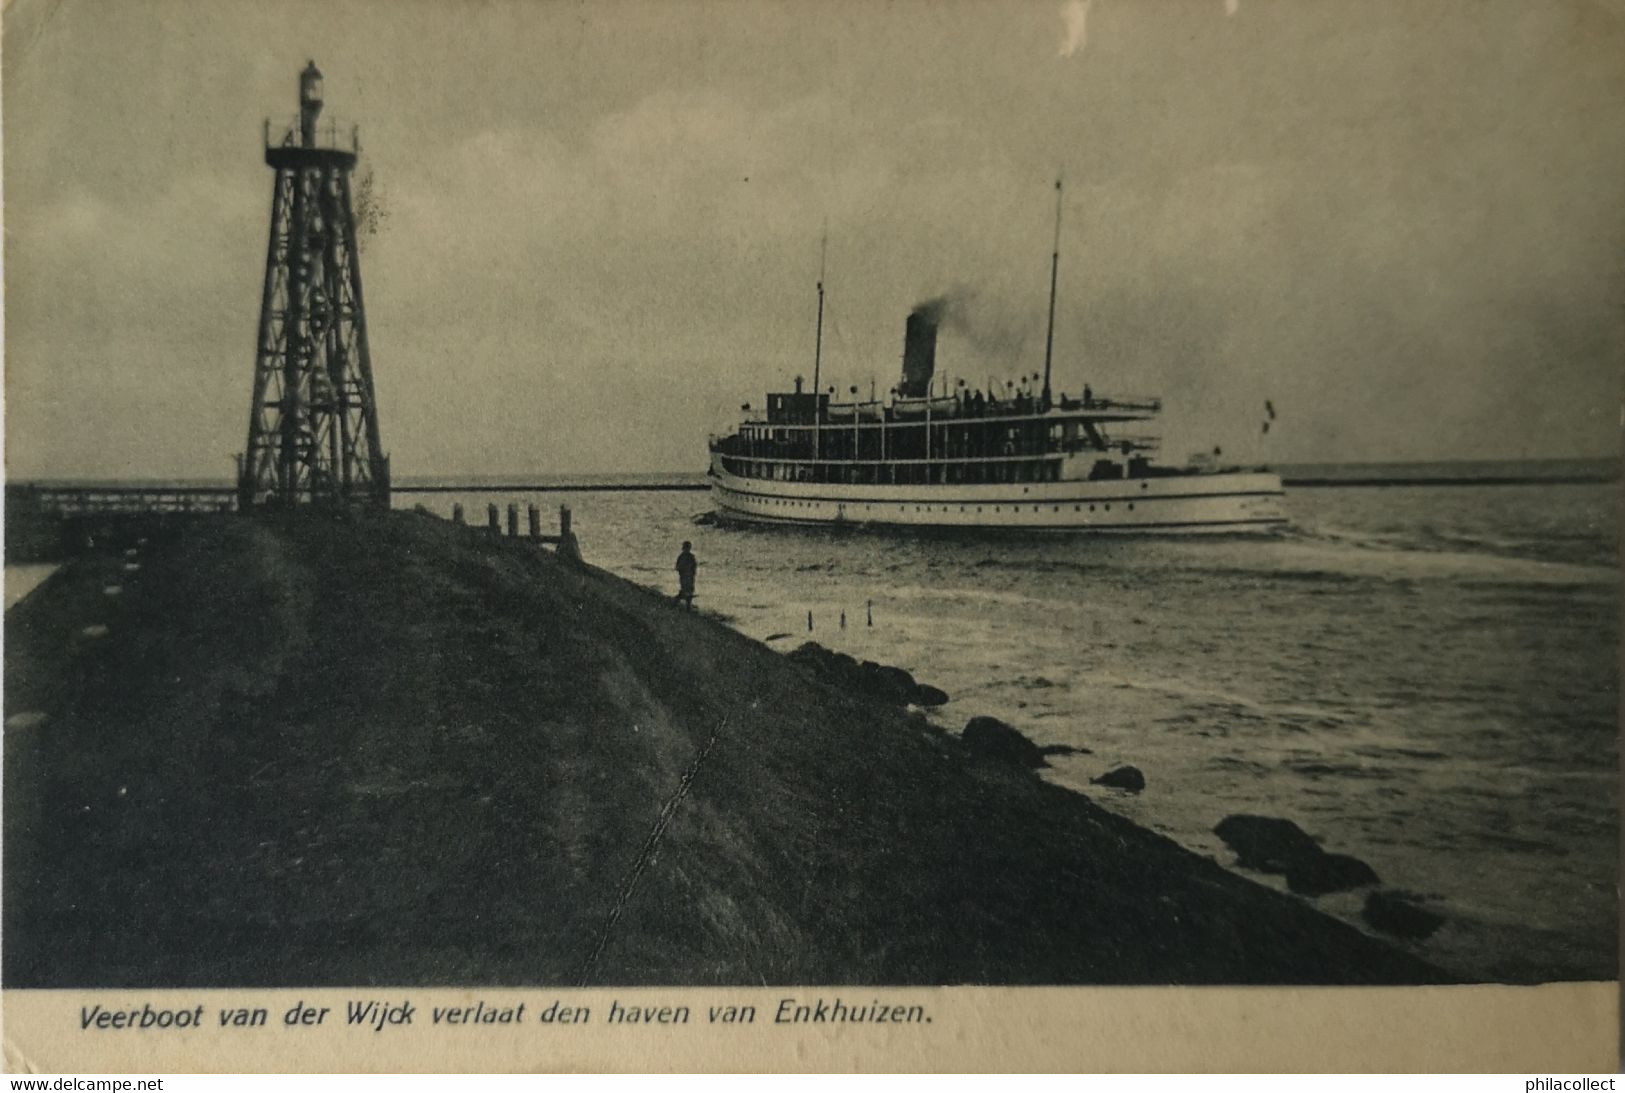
[3, 0, 1618, 1073]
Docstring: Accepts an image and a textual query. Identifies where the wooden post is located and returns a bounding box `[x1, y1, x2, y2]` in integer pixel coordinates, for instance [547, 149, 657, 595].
[507, 503, 519, 538]
[452, 503, 465, 525]
[867, 599, 873, 626]
[807, 610, 813, 632]
[487, 503, 500, 536]
[556, 504, 582, 563]
[840, 610, 846, 630]
[528, 504, 541, 539]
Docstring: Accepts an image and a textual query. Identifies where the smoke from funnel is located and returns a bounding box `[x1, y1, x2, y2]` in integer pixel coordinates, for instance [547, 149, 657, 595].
[902, 287, 1035, 394]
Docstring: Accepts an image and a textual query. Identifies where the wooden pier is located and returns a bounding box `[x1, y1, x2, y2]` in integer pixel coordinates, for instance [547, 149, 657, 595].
[5, 484, 238, 562]
[449, 500, 581, 561]
[392, 482, 708, 494]
[3, 482, 595, 565]
[8, 483, 238, 517]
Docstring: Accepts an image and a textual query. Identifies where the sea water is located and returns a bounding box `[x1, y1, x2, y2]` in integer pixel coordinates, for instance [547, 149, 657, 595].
[4, 564, 61, 611]
[421, 473, 1613, 981]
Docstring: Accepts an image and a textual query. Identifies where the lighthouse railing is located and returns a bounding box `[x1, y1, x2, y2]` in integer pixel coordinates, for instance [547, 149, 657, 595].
[264, 114, 360, 153]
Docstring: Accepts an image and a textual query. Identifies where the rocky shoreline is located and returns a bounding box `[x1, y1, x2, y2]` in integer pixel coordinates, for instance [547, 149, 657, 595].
[782, 640, 1449, 949]
[4, 508, 1449, 987]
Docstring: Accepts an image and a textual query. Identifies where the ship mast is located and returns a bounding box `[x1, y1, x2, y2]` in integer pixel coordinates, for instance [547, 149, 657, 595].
[1041, 177, 1063, 411]
[813, 224, 827, 457]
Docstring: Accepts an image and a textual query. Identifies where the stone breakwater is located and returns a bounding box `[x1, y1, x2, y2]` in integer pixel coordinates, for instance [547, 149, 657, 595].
[3, 508, 1448, 987]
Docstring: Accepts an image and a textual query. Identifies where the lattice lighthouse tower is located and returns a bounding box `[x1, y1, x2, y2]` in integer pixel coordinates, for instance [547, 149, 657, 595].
[238, 62, 390, 510]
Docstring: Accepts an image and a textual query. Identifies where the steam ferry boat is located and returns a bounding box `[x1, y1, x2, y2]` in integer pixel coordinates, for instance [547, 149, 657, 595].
[707, 186, 1287, 533]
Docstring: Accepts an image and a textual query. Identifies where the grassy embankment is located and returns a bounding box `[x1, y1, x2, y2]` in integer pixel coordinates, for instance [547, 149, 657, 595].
[2, 508, 1447, 987]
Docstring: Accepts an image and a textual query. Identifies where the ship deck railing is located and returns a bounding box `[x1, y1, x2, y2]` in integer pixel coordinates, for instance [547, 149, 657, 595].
[735, 401, 1160, 431]
[835, 395, 1164, 418]
[710, 444, 1158, 467]
[712, 431, 1159, 458]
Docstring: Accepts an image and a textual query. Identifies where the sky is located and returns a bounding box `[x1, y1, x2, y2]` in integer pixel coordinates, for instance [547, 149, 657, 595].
[5, 0, 1623, 479]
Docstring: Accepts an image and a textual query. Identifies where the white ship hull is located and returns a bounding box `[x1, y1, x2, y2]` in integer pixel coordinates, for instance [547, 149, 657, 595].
[709, 459, 1287, 533]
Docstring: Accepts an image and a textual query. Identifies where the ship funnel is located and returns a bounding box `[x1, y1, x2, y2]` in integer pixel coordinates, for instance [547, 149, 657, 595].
[899, 307, 938, 398]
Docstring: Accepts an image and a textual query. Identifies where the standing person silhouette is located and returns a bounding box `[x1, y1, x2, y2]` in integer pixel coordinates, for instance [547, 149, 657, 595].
[675, 541, 698, 609]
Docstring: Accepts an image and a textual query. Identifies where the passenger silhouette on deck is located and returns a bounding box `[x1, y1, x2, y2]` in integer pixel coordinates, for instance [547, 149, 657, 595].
[675, 541, 698, 609]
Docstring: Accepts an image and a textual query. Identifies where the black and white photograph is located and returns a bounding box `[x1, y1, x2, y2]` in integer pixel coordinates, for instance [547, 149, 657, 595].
[2, 0, 1619, 1072]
